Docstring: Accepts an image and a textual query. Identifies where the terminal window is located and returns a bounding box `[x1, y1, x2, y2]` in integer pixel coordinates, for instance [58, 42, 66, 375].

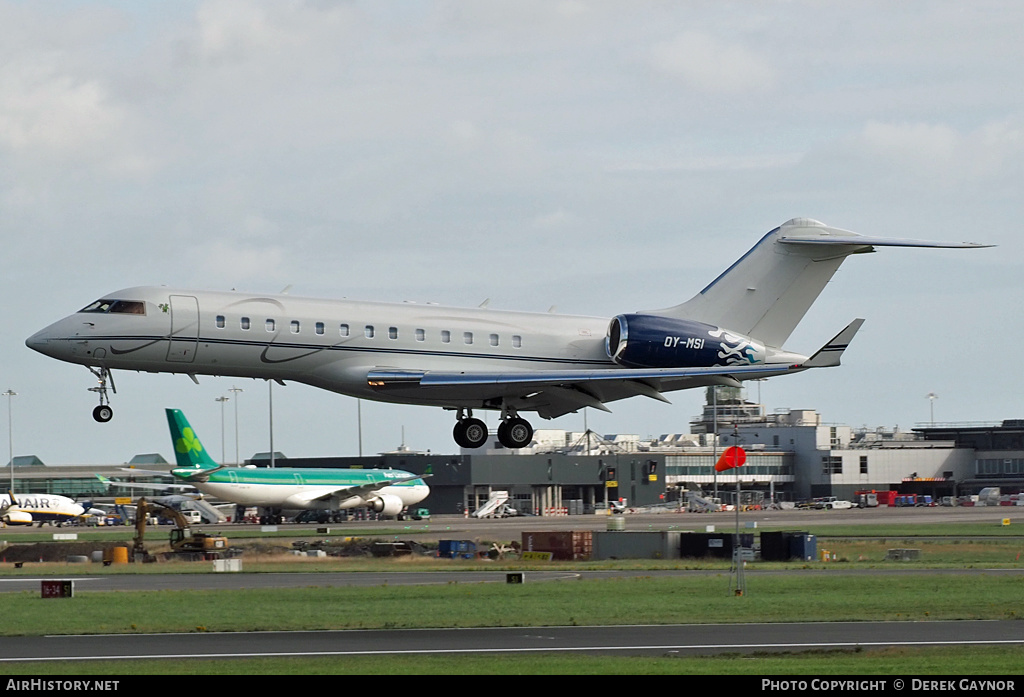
[822, 456, 842, 474]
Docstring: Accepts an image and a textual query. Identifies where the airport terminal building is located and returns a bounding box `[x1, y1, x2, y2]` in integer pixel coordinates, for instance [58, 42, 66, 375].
[7, 390, 1024, 516]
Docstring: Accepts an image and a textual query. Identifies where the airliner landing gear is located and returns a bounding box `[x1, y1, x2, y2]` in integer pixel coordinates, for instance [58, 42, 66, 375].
[497, 416, 534, 449]
[453, 411, 488, 449]
[87, 367, 115, 423]
[452, 409, 536, 450]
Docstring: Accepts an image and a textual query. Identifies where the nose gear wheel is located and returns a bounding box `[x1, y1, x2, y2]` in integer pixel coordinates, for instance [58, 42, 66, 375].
[87, 367, 116, 422]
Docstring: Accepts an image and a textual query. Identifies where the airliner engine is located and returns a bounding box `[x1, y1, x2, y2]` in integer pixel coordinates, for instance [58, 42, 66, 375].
[366, 493, 405, 517]
[606, 314, 766, 369]
[2, 510, 33, 525]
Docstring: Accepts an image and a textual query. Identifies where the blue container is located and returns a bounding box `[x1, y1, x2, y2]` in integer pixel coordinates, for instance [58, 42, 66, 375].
[788, 533, 817, 561]
[438, 540, 477, 559]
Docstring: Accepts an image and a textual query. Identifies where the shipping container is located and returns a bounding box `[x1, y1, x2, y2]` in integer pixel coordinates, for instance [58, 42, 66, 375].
[521, 531, 593, 560]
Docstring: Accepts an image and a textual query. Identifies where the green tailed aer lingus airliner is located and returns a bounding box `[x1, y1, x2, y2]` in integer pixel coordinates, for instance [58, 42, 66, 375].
[105, 409, 429, 519]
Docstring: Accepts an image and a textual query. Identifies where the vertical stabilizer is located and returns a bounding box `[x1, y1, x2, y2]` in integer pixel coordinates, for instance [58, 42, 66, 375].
[646, 218, 988, 348]
[165, 408, 220, 470]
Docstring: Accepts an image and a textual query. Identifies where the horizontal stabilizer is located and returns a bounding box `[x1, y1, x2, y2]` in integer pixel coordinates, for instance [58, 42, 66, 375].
[102, 473, 199, 492]
[779, 233, 992, 249]
[649, 218, 992, 349]
[803, 319, 865, 368]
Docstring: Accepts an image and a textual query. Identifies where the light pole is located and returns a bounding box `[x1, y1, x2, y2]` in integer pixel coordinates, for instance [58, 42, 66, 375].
[712, 386, 718, 499]
[3, 390, 16, 494]
[927, 392, 938, 425]
[268, 380, 275, 469]
[229, 386, 243, 465]
[216, 396, 229, 462]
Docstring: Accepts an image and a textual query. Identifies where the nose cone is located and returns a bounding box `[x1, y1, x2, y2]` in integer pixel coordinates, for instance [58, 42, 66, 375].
[25, 317, 77, 360]
[25, 327, 52, 355]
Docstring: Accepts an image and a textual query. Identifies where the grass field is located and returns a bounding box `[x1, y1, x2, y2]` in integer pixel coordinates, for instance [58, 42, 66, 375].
[4, 572, 1024, 635]
[1, 520, 1022, 674]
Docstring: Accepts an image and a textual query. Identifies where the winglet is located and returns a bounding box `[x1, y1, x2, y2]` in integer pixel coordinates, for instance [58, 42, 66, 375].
[803, 319, 865, 368]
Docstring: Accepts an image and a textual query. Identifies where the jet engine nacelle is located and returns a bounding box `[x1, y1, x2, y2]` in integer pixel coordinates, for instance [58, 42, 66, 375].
[366, 493, 405, 517]
[3, 510, 33, 525]
[606, 314, 766, 369]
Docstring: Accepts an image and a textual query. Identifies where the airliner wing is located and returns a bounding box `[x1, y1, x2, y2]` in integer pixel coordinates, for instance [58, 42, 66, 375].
[365, 319, 866, 419]
[98, 474, 198, 492]
[286, 474, 428, 506]
[368, 363, 798, 419]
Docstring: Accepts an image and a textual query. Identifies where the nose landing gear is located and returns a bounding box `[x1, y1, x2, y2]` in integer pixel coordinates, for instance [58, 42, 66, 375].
[87, 367, 116, 423]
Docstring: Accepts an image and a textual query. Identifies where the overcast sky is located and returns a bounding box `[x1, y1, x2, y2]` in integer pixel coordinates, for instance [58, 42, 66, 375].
[3, 1, 1021, 465]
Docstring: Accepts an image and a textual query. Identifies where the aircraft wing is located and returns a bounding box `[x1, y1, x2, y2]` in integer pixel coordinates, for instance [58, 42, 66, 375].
[366, 319, 864, 419]
[97, 474, 199, 493]
[284, 474, 429, 506]
[368, 363, 799, 419]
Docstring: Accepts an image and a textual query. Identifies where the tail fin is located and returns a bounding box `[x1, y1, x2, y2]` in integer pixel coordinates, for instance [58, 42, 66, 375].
[165, 409, 220, 470]
[647, 218, 990, 348]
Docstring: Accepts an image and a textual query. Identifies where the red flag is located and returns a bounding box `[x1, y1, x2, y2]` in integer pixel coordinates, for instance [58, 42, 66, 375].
[715, 446, 747, 472]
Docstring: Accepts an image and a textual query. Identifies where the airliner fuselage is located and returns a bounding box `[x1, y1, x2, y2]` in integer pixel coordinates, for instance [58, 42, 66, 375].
[28, 286, 629, 402]
[26, 218, 989, 449]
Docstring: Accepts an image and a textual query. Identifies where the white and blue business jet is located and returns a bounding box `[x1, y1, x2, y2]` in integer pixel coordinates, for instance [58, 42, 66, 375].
[26, 219, 989, 450]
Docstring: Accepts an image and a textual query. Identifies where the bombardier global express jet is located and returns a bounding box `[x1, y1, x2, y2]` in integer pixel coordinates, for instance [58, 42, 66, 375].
[26, 218, 989, 449]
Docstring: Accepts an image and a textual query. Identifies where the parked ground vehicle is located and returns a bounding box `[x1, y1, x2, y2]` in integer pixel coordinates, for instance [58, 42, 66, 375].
[815, 496, 853, 510]
[855, 492, 878, 508]
[398, 508, 431, 521]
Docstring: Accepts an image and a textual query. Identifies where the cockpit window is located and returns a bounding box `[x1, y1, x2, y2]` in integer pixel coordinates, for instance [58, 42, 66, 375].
[79, 299, 146, 315]
[80, 300, 113, 313]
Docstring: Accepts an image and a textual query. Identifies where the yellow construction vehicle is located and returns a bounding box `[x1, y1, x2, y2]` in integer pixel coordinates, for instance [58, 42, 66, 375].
[133, 497, 232, 561]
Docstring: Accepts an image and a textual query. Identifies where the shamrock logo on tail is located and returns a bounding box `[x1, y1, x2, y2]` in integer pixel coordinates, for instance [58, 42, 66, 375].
[176, 428, 203, 461]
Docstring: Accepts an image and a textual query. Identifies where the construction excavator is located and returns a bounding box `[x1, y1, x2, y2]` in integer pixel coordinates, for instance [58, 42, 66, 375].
[133, 497, 233, 562]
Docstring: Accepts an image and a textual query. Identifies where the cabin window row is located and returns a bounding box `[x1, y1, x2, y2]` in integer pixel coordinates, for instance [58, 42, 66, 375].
[214, 315, 523, 348]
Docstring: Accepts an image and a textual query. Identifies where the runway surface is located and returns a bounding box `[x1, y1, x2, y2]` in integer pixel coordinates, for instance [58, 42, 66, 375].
[2, 620, 1022, 662]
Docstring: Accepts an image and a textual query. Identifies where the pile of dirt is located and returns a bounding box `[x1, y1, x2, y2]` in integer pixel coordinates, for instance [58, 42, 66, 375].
[236, 542, 292, 557]
[1, 541, 130, 564]
[290, 538, 432, 557]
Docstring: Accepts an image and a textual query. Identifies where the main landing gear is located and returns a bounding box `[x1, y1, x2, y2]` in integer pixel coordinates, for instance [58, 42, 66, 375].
[453, 411, 488, 449]
[87, 367, 115, 423]
[452, 409, 535, 450]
